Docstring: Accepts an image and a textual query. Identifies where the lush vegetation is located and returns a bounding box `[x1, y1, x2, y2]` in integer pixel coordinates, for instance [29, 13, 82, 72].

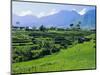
[12, 23, 96, 74]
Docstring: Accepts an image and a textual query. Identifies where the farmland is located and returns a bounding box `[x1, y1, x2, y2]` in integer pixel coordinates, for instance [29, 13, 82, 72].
[12, 27, 96, 74]
[12, 1, 96, 74]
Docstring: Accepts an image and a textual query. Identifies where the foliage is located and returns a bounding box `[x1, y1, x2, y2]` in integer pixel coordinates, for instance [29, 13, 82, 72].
[39, 25, 46, 32]
[12, 28, 95, 64]
[12, 41, 96, 74]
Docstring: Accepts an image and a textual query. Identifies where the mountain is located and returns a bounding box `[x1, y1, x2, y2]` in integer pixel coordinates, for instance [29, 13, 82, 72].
[12, 9, 96, 29]
[12, 14, 38, 27]
[82, 9, 96, 28]
[39, 10, 81, 28]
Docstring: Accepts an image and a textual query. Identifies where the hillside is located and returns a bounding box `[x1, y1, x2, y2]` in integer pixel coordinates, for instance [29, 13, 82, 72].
[12, 40, 96, 74]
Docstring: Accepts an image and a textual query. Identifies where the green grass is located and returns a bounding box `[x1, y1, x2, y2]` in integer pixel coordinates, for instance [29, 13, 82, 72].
[12, 40, 96, 74]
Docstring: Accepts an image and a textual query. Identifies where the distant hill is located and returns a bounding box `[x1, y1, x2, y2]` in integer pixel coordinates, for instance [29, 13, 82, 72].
[82, 9, 96, 28]
[12, 14, 38, 27]
[39, 10, 81, 28]
[12, 9, 96, 28]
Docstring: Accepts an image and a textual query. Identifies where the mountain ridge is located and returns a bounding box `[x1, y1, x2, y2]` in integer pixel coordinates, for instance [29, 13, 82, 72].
[12, 9, 96, 28]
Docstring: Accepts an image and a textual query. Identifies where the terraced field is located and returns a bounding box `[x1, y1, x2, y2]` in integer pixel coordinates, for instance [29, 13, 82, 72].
[12, 40, 96, 74]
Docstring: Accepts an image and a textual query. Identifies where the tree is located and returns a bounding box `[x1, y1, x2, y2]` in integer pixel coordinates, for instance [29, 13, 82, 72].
[32, 26, 37, 31]
[50, 26, 56, 30]
[39, 25, 46, 32]
[76, 21, 81, 30]
[25, 26, 29, 31]
[70, 24, 74, 29]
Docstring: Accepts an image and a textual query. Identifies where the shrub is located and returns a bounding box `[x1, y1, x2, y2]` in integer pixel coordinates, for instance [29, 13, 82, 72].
[31, 50, 42, 59]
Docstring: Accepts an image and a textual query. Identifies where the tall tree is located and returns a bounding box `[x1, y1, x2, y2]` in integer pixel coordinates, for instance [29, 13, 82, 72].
[39, 25, 46, 32]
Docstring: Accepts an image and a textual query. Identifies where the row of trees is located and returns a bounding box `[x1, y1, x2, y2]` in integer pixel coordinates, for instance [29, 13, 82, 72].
[38, 21, 81, 32]
[12, 31, 75, 63]
[15, 21, 81, 31]
[12, 37, 62, 63]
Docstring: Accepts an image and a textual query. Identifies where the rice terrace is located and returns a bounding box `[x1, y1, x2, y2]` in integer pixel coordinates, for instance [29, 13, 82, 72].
[12, 1, 96, 74]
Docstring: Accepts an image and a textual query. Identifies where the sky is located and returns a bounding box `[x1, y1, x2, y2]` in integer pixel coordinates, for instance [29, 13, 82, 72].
[12, 1, 95, 18]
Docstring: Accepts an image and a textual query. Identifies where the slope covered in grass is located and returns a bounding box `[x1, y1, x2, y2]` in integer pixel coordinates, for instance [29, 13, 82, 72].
[12, 40, 96, 74]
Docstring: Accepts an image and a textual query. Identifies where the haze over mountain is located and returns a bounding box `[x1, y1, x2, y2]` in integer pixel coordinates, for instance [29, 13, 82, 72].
[82, 9, 96, 28]
[12, 9, 96, 28]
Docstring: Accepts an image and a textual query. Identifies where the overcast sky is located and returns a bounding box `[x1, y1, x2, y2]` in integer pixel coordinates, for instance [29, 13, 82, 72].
[12, 1, 95, 18]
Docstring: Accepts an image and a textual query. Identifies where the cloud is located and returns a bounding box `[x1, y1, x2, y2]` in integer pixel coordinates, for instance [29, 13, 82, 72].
[15, 10, 33, 16]
[78, 8, 87, 15]
[37, 9, 60, 18]
[14, 9, 60, 18]
[72, 8, 87, 15]
[72, 8, 77, 11]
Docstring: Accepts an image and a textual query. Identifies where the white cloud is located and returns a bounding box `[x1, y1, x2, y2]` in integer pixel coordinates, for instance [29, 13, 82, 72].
[49, 9, 59, 15]
[14, 9, 60, 18]
[72, 8, 87, 15]
[37, 12, 45, 18]
[15, 10, 33, 16]
[72, 8, 77, 11]
[78, 8, 87, 15]
[37, 9, 60, 18]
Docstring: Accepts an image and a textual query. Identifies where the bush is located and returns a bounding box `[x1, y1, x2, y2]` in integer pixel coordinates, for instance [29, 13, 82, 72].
[12, 46, 32, 62]
[31, 50, 42, 59]
[54, 36, 72, 48]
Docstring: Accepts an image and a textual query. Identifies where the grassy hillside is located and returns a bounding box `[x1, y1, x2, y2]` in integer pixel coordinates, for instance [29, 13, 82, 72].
[12, 40, 96, 74]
